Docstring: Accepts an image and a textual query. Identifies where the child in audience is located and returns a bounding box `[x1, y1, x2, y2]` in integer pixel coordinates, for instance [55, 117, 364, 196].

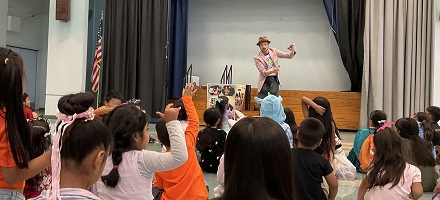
[94, 91, 123, 120]
[95, 94, 189, 200]
[214, 96, 233, 133]
[301, 96, 335, 161]
[412, 112, 436, 157]
[357, 127, 423, 200]
[292, 118, 338, 200]
[24, 119, 51, 199]
[33, 92, 113, 199]
[396, 118, 438, 192]
[255, 93, 293, 148]
[220, 117, 295, 200]
[284, 108, 299, 147]
[22, 93, 38, 121]
[196, 108, 227, 173]
[0, 48, 51, 200]
[154, 84, 208, 200]
[426, 106, 440, 146]
[347, 110, 387, 172]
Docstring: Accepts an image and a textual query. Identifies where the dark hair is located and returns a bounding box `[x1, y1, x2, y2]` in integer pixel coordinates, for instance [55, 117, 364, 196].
[284, 108, 298, 147]
[196, 108, 221, 152]
[173, 99, 187, 121]
[222, 117, 295, 200]
[414, 112, 433, 143]
[26, 119, 51, 190]
[156, 119, 170, 147]
[57, 93, 112, 170]
[105, 91, 124, 103]
[0, 48, 31, 168]
[427, 106, 440, 122]
[370, 110, 387, 128]
[298, 118, 325, 147]
[215, 96, 229, 126]
[307, 97, 333, 156]
[101, 104, 149, 188]
[366, 128, 406, 190]
[22, 93, 29, 102]
[395, 118, 436, 167]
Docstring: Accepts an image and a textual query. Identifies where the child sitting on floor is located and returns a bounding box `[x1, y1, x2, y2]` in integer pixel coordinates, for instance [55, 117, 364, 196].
[196, 108, 227, 173]
[23, 93, 38, 121]
[155, 84, 208, 200]
[94, 91, 123, 120]
[292, 118, 338, 200]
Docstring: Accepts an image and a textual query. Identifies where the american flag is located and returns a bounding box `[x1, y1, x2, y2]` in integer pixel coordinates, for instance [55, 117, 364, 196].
[92, 14, 103, 92]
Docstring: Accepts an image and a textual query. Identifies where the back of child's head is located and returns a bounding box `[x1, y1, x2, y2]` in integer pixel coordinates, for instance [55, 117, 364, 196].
[22, 93, 29, 102]
[0, 48, 31, 169]
[414, 112, 433, 142]
[427, 106, 440, 122]
[307, 96, 333, 155]
[395, 118, 435, 167]
[297, 118, 325, 148]
[370, 110, 387, 128]
[367, 127, 405, 190]
[52, 92, 112, 198]
[196, 108, 222, 152]
[254, 93, 286, 124]
[104, 91, 124, 105]
[284, 108, 298, 133]
[101, 104, 150, 188]
[57, 93, 113, 167]
[173, 99, 187, 121]
[222, 117, 294, 200]
[156, 119, 170, 147]
[215, 96, 229, 125]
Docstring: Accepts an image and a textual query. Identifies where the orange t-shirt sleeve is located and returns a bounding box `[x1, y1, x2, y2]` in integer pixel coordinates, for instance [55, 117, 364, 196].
[94, 106, 104, 120]
[182, 96, 199, 148]
[359, 135, 373, 172]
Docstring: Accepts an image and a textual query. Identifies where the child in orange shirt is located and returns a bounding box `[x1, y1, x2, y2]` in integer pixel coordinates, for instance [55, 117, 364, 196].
[155, 84, 209, 200]
[94, 91, 123, 120]
[0, 48, 51, 199]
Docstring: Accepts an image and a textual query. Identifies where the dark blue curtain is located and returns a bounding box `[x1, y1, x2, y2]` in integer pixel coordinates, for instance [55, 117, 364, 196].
[323, 0, 339, 43]
[167, 0, 188, 98]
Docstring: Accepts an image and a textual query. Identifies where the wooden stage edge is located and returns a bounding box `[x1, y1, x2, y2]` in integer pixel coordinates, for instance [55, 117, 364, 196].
[168, 87, 361, 131]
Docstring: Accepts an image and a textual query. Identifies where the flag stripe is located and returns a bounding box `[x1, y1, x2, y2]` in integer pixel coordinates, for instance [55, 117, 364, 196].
[92, 17, 103, 92]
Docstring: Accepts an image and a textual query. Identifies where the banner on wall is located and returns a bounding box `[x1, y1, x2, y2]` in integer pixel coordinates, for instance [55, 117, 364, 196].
[207, 84, 246, 112]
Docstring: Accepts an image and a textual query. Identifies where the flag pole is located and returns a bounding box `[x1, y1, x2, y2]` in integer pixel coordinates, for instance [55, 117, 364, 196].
[95, 10, 104, 108]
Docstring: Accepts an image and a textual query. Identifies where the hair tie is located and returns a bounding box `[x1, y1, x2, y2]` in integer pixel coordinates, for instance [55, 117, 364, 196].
[4, 58, 8, 64]
[377, 122, 394, 132]
[113, 165, 119, 169]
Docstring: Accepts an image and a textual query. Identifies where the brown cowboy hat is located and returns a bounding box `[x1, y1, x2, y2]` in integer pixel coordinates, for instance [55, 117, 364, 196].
[256, 36, 271, 46]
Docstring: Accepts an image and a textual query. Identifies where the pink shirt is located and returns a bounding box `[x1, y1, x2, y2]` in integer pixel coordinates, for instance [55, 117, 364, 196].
[369, 164, 421, 200]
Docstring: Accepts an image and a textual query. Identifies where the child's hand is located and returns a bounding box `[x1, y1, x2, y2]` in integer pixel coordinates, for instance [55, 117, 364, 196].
[434, 182, 440, 193]
[182, 84, 197, 97]
[156, 103, 181, 123]
[315, 105, 326, 116]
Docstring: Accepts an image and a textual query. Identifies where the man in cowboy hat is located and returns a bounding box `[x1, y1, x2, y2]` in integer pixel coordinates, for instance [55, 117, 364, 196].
[254, 36, 296, 99]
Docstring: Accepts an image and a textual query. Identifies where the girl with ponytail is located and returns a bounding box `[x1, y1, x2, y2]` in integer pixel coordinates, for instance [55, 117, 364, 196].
[0, 48, 51, 200]
[95, 88, 189, 200]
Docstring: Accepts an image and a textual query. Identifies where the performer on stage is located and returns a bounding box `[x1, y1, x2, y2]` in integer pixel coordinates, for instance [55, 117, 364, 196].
[254, 36, 296, 99]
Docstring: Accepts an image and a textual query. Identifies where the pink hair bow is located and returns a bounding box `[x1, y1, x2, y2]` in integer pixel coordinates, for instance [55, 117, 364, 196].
[49, 107, 94, 200]
[377, 121, 394, 132]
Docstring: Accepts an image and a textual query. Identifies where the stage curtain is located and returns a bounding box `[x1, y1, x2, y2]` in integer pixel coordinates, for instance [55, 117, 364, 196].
[360, 0, 433, 127]
[102, 0, 168, 118]
[167, 0, 189, 98]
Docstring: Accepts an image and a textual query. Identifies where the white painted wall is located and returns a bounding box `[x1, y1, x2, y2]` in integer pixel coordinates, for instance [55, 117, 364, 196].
[7, 0, 49, 109]
[188, 0, 350, 91]
[432, 0, 440, 107]
[45, 0, 89, 115]
[0, 0, 8, 47]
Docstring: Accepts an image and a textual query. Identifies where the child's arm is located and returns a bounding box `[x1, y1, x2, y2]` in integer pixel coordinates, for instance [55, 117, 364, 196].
[331, 122, 336, 152]
[410, 182, 423, 199]
[94, 106, 115, 117]
[357, 177, 369, 200]
[181, 84, 199, 148]
[301, 96, 326, 118]
[324, 172, 338, 200]
[138, 105, 188, 174]
[1, 151, 51, 185]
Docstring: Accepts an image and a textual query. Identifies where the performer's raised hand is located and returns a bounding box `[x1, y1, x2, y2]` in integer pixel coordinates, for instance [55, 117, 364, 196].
[314, 105, 326, 116]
